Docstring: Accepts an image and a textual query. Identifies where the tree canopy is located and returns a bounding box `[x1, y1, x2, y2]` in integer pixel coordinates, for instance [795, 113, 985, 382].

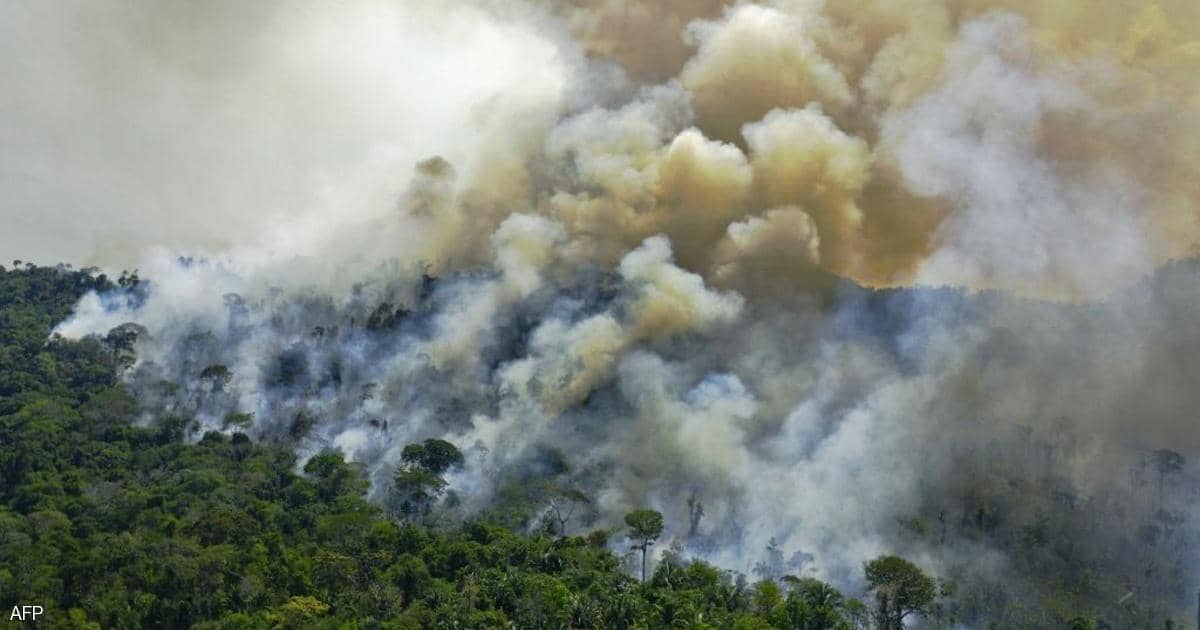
[625, 508, 664, 583]
[0, 263, 1187, 628]
[864, 555, 936, 629]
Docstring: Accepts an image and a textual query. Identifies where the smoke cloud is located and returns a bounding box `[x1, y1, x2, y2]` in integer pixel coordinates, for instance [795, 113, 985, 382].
[0, 0, 567, 271]
[17, 0, 1200, 619]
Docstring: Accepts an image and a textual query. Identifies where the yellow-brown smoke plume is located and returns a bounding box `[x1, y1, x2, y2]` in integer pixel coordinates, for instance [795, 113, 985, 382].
[435, 0, 1200, 300]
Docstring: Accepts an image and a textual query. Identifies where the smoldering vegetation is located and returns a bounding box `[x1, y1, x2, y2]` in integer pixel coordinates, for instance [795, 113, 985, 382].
[53, 251, 1200, 620]
[22, 0, 1200, 623]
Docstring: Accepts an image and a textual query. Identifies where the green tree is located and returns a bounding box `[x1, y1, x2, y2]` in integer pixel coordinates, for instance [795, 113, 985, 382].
[774, 576, 849, 629]
[391, 439, 463, 521]
[864, 555, 936, 629]
[198, 364, 232, 393]
[303, 450, 367, 502]
[401, 438, 464, 475]
[625, 508, 664, 583]
[392, 467, 448, 521]
[102, 322, 145, 381]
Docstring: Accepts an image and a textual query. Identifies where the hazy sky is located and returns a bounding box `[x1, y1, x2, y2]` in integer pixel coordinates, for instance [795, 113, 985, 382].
[0, 0, 563, 268]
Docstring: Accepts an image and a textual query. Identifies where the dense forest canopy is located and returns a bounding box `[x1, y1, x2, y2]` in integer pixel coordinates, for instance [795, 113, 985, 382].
[0, 263, 901, 628]
[2, 263, 1194, 628]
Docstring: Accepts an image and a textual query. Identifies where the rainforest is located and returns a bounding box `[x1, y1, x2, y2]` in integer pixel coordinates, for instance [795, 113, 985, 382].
[2, 1, 1199, 628]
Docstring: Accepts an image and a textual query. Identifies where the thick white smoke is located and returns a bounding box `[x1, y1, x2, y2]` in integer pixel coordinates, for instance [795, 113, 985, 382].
[0, 0, 566, 273]
[883, 14, 1155, 297]
[18, 0, 1200, 618]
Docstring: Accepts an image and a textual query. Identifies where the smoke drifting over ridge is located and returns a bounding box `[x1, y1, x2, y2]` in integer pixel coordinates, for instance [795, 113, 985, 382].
[20, 0, 1200, 617]
[0, 0, 567, 270]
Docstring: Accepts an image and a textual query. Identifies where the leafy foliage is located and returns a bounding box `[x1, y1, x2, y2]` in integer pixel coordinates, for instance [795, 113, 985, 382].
[625, 509, 665, 583]
[1, 263, 1186, 628]
[0, 264, 869, 628]
[863, 555, 936, 629]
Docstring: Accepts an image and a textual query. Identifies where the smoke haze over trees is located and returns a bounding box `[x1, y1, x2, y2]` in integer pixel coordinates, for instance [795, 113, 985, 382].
[3, 0, 1200, 626]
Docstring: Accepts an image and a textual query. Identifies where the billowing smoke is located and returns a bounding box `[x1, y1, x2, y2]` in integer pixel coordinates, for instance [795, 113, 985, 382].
[25, 0, 1200, 619]
[0, 0, 568, 270]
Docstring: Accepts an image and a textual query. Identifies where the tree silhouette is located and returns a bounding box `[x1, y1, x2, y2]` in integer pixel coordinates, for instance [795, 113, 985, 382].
[864, 554, 936, 629]
[547, 486, 589, 537]
[625, 509, 664, 583]
[392, 439, 463, 521]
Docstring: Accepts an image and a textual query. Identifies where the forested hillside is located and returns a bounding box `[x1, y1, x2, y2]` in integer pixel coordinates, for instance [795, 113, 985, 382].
[2, 263, 1189, 628]
[0, 264, 884, 628]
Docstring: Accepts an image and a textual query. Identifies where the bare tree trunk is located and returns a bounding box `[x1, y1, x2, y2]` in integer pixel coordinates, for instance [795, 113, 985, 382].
[640, 546, 647, 583]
